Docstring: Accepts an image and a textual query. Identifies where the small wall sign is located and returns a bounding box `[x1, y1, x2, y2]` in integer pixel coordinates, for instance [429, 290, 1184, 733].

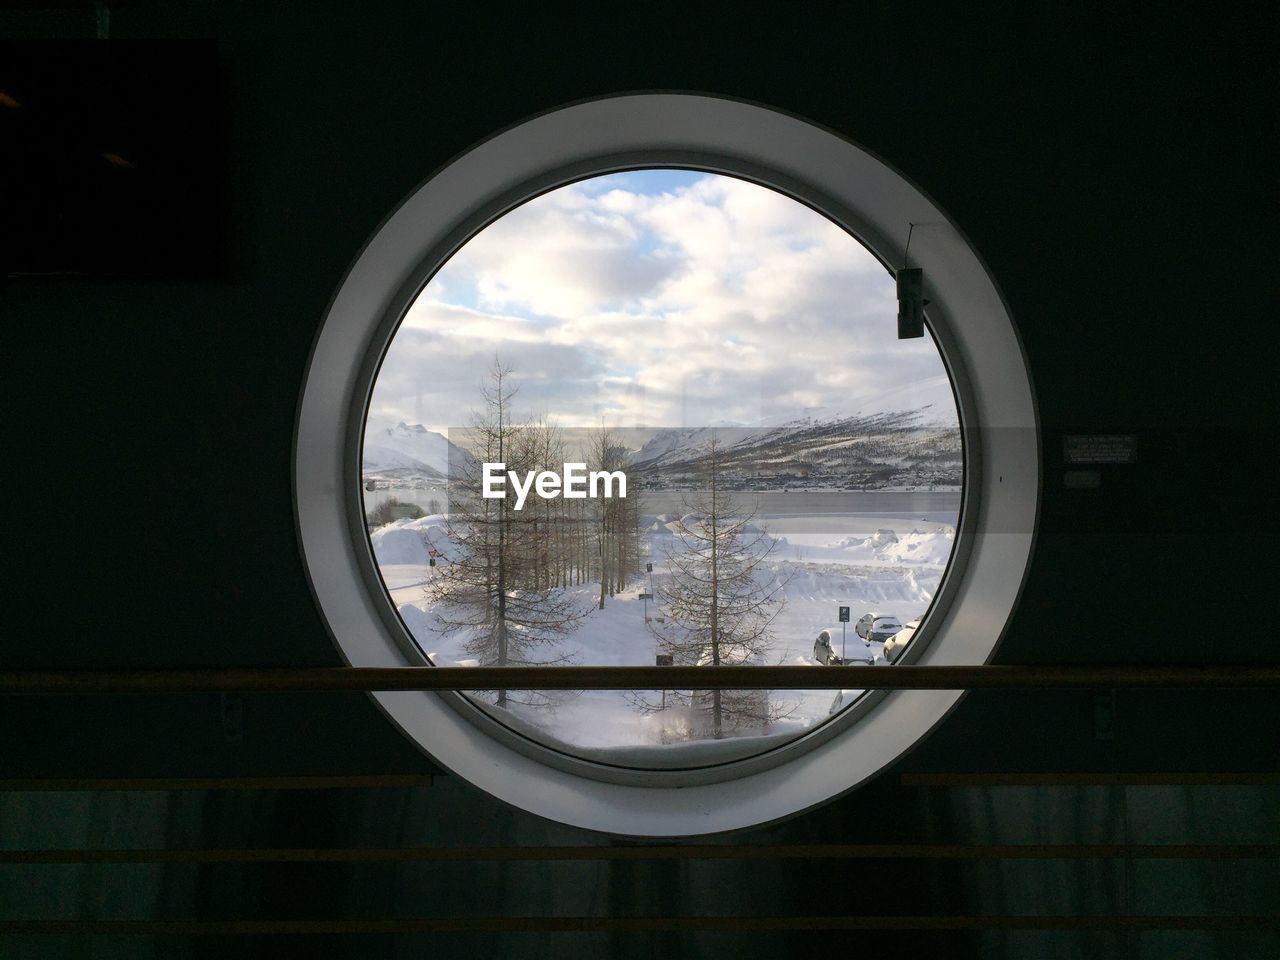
[1063, 434, 1137, 465]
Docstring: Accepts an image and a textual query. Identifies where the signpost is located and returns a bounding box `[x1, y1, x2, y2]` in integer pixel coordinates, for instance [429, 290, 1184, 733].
[838, 606, 850, 661]
[656, 653, 672, 710]
[643, 562, 655, 622]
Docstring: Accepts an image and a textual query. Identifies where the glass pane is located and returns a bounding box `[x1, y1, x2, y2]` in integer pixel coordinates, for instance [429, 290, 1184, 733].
[362, 169, 962, 766]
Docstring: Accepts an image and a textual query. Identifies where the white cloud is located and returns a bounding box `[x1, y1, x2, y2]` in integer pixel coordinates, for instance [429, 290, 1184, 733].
[370, 171, 954, 434]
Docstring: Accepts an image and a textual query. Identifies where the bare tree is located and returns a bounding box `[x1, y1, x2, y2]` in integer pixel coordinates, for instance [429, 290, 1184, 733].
[513, 416, 567, 592]
[639, 436, 792, 739]
[425, 360, 585, 708]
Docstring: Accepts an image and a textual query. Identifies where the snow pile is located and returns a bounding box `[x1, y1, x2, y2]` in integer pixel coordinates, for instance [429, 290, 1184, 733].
[369, 515, 451, 565]
[876, 528, 955, 565]
[779, 527, 954, 567]
[396, 603, 435, 647]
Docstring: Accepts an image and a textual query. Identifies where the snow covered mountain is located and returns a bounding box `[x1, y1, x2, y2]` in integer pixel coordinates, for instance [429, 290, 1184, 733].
[362, 422, 473, 480]
[811, 374, 958, 428]
[631, 376, 961, 490]
[363, 377, 960, 489]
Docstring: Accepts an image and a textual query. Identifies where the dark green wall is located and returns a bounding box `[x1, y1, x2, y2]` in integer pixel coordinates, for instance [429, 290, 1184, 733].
[2, 4, 1275, 958]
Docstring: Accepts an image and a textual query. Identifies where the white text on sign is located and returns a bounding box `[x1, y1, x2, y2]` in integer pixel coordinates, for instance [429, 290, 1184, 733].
[482, 462, 627, 511]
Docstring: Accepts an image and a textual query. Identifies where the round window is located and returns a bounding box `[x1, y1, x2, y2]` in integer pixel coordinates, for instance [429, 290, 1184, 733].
[296, 94, 1038, 835]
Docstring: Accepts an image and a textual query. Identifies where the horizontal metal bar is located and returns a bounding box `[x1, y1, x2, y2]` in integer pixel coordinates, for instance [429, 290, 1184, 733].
[903, 772, 1280, 787]
[1, 916, 1276, 935]
[0, 775, 433, 792]
[3, 664, 1278, 693]
[4, 773, 1267, 794]
[3, 843, 1276, 865]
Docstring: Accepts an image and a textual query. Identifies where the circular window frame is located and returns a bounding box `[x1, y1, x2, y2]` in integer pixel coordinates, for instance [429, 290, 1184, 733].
[358, 163, 973, 778]
[295, 93, 1040, 837]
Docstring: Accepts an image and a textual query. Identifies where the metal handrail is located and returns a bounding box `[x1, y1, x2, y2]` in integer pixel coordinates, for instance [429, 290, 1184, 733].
[3, 915, 1277, 934]
[3, 842, 1277, 864]
[2, 664, 1278, 693]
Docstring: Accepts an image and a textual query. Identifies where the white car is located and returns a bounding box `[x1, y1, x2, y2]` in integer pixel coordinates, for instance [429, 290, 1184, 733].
[883, 618, 921, 663]
[854, 612, 905, 643]
[813, 629, 876, 667]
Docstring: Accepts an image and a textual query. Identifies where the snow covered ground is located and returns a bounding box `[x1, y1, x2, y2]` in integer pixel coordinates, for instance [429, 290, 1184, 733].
[370, 509, 957, 759]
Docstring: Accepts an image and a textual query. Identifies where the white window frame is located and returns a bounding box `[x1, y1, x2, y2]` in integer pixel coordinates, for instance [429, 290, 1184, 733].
[294, 94, 1039, 837]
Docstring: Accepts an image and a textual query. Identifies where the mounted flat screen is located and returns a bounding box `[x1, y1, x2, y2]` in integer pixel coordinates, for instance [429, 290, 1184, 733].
[0, 41, 225, 279]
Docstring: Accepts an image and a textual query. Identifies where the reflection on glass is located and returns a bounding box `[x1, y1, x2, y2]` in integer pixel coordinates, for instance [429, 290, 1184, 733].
[362, 170, 961, 763]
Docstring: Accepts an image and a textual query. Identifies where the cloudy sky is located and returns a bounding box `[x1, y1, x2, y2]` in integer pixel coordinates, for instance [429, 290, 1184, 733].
[367, 170, 952, 435]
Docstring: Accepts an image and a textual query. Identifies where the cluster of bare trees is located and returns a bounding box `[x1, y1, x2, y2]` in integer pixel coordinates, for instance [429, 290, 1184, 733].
[365, 496, 423, 527]
[424, 361, 645, 705]
[423, 362, 791, 739]
[587, 427, 646, 610]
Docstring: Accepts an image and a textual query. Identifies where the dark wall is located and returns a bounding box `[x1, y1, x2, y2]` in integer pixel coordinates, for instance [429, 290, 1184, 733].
[2, 4, 1275, 958]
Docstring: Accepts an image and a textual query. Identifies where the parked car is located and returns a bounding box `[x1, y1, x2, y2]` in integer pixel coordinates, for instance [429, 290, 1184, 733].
[813, 629, 875, 666]
[853, 612, 905, 643]
[828, 679, 881, 716]
[883, 618, 921, 663]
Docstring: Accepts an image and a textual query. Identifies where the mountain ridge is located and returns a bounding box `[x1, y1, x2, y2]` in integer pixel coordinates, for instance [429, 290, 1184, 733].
[363, 421, 473, 480]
